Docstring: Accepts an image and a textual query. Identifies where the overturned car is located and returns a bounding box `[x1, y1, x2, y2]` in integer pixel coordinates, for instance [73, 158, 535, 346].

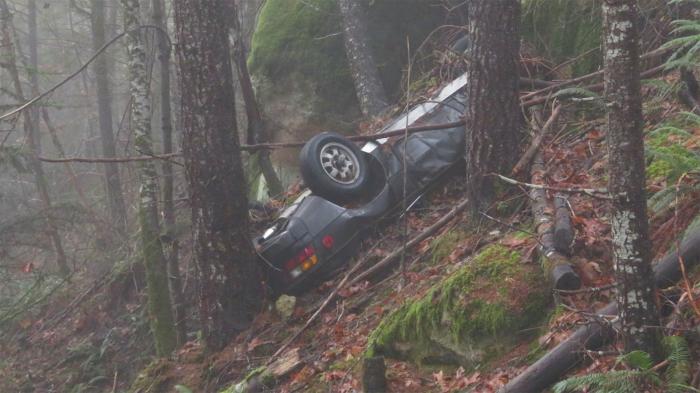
[254, 74, 469, 295]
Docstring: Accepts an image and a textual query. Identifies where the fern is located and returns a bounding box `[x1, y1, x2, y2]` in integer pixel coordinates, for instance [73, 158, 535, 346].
[662, 18, 700, 70]
[553, 370, 660, 393]
[555, 337, 694, 393]
[664, 336, 691, 393]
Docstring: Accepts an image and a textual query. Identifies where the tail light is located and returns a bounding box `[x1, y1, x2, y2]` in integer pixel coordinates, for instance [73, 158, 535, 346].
[286, 245, 318, 279]
[322, 235, 334, 249]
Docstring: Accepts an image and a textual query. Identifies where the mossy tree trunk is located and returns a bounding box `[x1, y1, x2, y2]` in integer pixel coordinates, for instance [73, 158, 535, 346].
[174, 0, 263, 351]
[230, 2, 284, 198]
[337, 0, 389, 118]
[463, 0, 522, 216]
[91, 0, 128, 235]
[603, 0, 660, 357]
[0, 0, 69, 277]
[121, 0, 177, 357]
[152, 0, 187, 347]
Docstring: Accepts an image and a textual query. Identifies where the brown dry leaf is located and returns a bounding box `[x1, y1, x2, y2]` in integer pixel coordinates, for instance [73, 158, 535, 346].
[501, 235, 528, 248]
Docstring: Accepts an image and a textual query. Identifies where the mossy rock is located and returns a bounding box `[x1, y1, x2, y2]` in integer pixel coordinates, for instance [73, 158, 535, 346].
[366, 244, 550, 368]
[249, 0, 447, 136]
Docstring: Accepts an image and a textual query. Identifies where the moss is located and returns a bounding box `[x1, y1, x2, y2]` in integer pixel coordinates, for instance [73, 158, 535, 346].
[129, 359, 172, 393]
[249, 0, 445, 117]
[429, 230, 463, 265]
[366, 244, 550, 367]
[219, 367, 274, 393]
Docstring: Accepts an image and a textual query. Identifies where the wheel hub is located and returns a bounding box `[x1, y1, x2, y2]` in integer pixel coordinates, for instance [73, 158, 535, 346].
[319, 142, 360, 184]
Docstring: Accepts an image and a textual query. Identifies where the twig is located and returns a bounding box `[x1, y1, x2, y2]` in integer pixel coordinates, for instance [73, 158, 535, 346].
[400, 36, 412, 290]
[348, 197, 470, 287]
[266, 249, 376, 364]
[39, 119, 467, 162]
[493, 173, 612, 199]
[0, 25, 169, 122]
[511, 103, 562, 175]
[554, 283, 617, 295]
[479, 211, 544, 248]
[266, 197, 470, 365]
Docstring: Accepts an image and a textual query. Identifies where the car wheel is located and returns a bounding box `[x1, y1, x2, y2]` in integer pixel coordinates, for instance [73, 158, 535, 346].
[300, 132, 370, 203]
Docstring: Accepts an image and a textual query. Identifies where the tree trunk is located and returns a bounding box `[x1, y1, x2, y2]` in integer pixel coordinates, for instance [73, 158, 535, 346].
[230, 2, 284, 198]
[121, 0, 177, 357]
[0, 0, 69, 277]
[463, 0, 522, 216]
[337, 0, 389, 118]
[174, 0, 263, 351]
[152, 0, 187, 347]
[498, 229, 700, 393]
[91, 0, 128, 234]
[603, 0, 661, 357]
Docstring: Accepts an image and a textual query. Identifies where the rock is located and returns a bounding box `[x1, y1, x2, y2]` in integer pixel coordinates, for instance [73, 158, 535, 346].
[365, 244, 550, 368]
[275, 295, 296, 321]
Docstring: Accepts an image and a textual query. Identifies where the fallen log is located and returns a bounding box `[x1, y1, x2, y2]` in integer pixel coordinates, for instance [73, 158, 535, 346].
[553, 194, 574, 256]
[529, 152, 581, 291]
[497, 229, 700, 393]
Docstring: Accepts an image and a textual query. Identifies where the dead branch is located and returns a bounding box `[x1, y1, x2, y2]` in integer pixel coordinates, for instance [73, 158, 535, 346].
[493, 173, 612, 199]
[499, 229, 700, 393]
[38, 119, 467, 163]
[267, 196, 470, 365]
[520, 45, 672, 102]
[511, 103, 562, 176]
[0, 25, 169, 123]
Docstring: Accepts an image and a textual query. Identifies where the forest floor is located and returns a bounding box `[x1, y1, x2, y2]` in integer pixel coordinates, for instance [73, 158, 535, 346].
[2, 70, 700, 393]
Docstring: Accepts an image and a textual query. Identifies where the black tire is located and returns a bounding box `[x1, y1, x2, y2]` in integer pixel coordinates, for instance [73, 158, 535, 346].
[299, 132, 370, 203]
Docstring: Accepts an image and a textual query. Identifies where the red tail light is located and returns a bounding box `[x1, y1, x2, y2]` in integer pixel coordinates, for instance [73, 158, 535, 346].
[322, 235, 334, 249]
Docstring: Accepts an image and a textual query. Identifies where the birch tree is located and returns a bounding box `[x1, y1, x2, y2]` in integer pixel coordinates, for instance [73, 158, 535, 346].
[603, 0, 660, 356]
[174, 0, 263, 351]
[463, 0, 522, 215]
[121, 0, 177, 356]
[337, 0, 389, 118]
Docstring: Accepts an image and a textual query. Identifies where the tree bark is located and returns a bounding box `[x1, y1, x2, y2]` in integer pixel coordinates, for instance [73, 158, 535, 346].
[174, 0, 263, 351]
[0, 0, 69, 277]
[229, 2, 284, 198]
[603, 0, 660, 357]
[121, 0, 177, 357]
[337, 0, 389, 118]
[152, 0, 187, 347]
[498, 229, 700, 393]
[91, 0, 128, 234]
[463, 0, 522, 216]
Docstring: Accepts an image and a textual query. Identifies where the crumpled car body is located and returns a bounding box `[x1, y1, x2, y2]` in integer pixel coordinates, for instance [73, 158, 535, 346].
[255, 75, 468, 294]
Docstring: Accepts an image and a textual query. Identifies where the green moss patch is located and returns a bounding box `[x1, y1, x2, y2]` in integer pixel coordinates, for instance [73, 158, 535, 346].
[249, 0, 446, 117]
[646, 127, 700, 182]
[366, 244, 550, 368]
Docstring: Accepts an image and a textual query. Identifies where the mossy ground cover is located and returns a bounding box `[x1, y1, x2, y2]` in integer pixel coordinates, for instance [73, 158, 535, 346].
[366, 244, 550, 368]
